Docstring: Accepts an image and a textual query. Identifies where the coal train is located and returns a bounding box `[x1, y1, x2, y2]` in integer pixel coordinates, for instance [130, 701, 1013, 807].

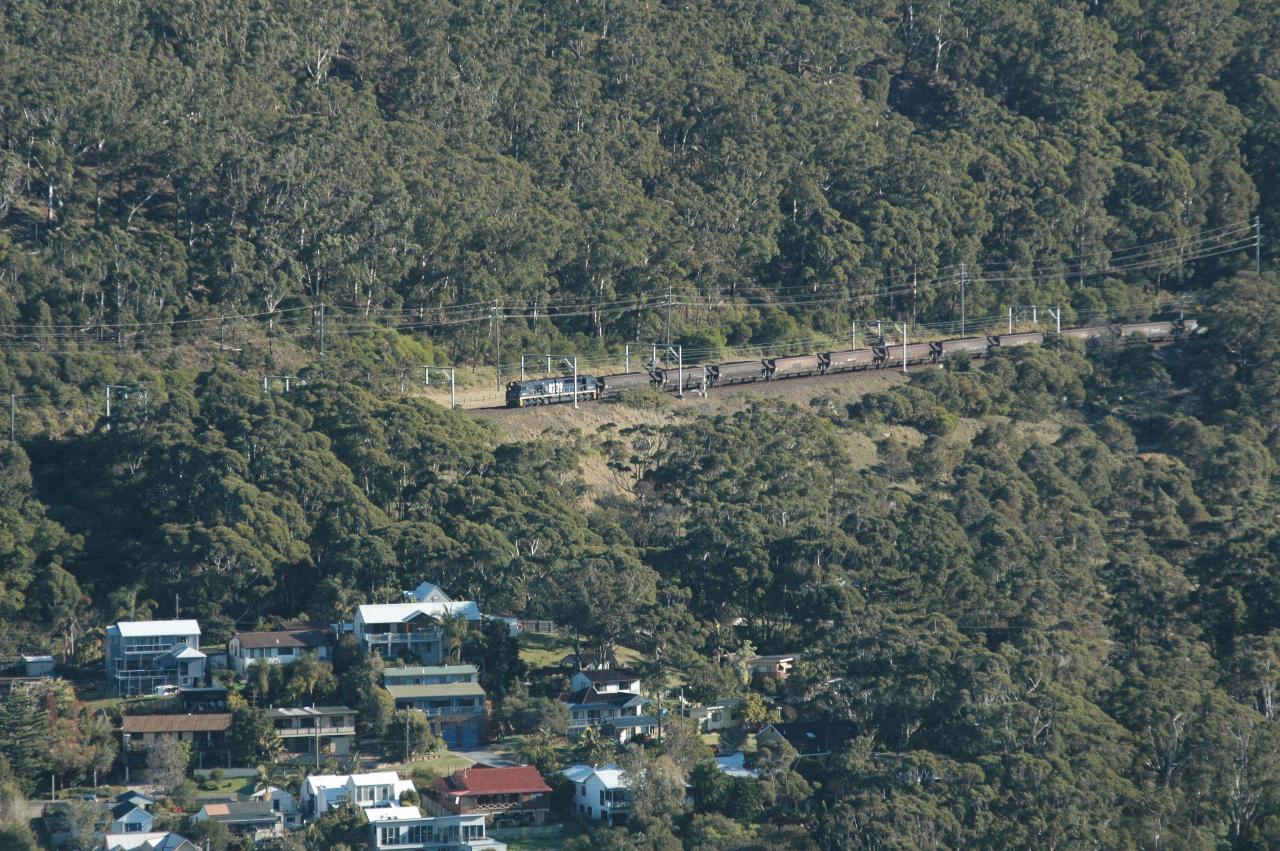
[503, 319, 1198, 407]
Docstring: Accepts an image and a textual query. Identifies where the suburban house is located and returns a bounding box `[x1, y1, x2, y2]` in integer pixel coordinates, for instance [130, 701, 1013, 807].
[121, 714, 231, 769]
[756, 719, 858, 758]
[266, 705, 357, 758]
[569, 668, 641, 694]
[748, 653, 799, 681]
[247, 785, 301, 829]
[105, 620, 204, 696]
[302, 772, 417, 818]
[424, 766, 551, 826]
[384, 665, 486, 749]
[354, 600, 482, 664]
[561, 672, 656, 743]
[101, 832, 199, 851]
[367, 810, 505, 850]
[190, 801, 284, 841]
[678, 697, 744, 733]
[560, 764, 630, 826]
[228, 621, 333, 675]
[109, 798, 154, 834]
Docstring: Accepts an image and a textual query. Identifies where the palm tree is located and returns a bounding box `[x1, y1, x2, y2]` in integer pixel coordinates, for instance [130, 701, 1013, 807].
[443, 613, 469, 663]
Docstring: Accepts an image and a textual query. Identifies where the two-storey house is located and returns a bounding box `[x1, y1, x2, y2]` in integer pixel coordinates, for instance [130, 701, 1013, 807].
[354, 602, 481, 664]
[266, 705, 357, 758]
[105, 620, 204, 696]
[560, 764, 630, 826]
[121, 713, 231, 770]
[560, 669, 656, 743]
[424, 766, 551, 827]
[228, 622, 333, 675]
[301, 772, 417, 819]
[381, 664, 486, 749]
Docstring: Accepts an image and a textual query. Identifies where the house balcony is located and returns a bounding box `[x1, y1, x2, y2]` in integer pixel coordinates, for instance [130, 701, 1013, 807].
[276, 725, 356, 738]
[417, 705, 484, 718]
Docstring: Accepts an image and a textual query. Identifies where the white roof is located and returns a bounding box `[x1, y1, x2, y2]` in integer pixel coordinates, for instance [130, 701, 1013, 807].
[305, 771, 404, 791]
[406, 582, 452, 602]
[364, 805, 422, 821]
[357, 601, 482, 624]
[561, 763, 627, 789]
[715, 752, 761, 779]
[104, 832, 194, 851]
[302, 774, 347, 797]
[22, 654, 54, 663]
[114, 620, 201, 638]
[167, 646, 206, 659]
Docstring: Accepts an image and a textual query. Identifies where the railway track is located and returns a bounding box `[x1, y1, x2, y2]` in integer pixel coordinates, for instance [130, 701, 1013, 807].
[480, 318, 1199, 414]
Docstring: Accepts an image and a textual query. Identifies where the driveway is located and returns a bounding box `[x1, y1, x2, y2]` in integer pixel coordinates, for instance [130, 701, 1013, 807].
[454, 747, 519, 767]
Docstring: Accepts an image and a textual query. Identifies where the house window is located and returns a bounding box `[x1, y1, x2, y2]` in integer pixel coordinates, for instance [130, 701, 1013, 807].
[599, 790, 606, 805]
[379, 826, 397, 846]
[125, 823, 142, 832]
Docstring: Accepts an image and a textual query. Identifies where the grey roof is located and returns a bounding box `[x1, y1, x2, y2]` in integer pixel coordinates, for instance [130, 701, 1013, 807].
[760, 720, 857, 756]
[573, 668, 640, 684]
[266, 705, 355, 719]
[386, 682, 486, 699]
[606, 715, 659, 729]
[562, 688, 646, 709]
[111, 801, 148, 820]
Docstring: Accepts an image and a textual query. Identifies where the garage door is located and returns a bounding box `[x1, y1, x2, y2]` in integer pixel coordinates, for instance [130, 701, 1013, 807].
[440, 720, 481, 750]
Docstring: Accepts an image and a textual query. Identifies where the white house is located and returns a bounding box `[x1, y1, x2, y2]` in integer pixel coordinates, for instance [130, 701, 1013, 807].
[108, 800, 154, 834]
[366, 809, 505, 850]
[104, 620, 204, 696]
[560, 764, 631, 826]
[301, 772, 417, 819]
[354, 602, 483, 664]
[248, 785, 301, 829]
[568, 669, 642, 694]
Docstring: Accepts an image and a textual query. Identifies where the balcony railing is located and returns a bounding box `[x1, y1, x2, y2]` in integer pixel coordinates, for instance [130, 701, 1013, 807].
[418, 706, 484, 717]
[276, 725, 356, 737]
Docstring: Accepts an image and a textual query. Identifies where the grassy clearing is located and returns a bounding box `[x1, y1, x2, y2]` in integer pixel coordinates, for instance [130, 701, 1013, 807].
[384, 751, 474, 781]
[194, 776, 256, 799]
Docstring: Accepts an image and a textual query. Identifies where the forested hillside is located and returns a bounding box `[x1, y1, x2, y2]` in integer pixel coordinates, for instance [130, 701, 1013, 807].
[0, 0, 1275, 360]
[4, 0, 1280, 848]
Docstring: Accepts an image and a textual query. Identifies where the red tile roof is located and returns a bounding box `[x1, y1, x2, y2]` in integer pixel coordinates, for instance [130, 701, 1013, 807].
[436, 766, 551, 796]
[122, 713, 231, 734]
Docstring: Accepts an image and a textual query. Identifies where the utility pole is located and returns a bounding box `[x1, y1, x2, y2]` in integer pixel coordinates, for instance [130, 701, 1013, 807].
[1008, 306, 1013, 334]
[318, 302, 326, 371]
[896, 324, 908, 373]
[664, 285, 673, 346]
[405, 712, 411, 763]
[1255, 215, 1262, 274]
[494, 300, 502, 391]
[220, 315, 226, 352]
[959, 262, 967, 337]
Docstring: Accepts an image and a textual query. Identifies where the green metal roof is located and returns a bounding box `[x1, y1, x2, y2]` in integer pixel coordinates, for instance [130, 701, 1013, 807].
[383, 664, 478, 678]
